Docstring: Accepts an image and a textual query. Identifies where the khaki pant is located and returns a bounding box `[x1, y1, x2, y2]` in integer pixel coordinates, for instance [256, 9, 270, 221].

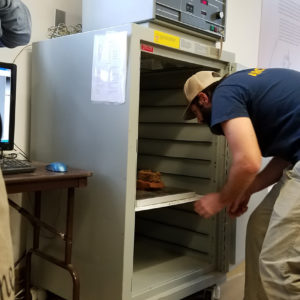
[0, 172, 14, 300]
[245, 161, 300, 300]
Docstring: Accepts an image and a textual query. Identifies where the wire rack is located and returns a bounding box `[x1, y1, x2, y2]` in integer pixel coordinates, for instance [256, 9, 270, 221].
[48, 23, 82, 39]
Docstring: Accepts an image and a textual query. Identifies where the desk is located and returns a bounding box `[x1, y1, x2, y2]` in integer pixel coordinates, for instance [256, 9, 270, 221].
[5, 162, 92, 300]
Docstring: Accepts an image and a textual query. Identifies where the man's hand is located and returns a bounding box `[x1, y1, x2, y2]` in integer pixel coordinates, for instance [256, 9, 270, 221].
[194, 193, 226, 218]
[227, 193, 251, 218]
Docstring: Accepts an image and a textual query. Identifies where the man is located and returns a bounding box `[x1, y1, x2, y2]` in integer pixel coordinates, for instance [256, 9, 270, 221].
[183, 68, 300, 300]
[0, 1, 31, 299]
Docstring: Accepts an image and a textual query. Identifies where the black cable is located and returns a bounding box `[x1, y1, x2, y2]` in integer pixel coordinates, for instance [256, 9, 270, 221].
[12, 44, 32, 64]
[14, 250, 26, 268]
[14, 143, 31, 161]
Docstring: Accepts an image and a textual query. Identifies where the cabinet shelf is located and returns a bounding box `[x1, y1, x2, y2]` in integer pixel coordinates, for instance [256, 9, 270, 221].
[135, 187, 200, 211]
[132, 237, 215, 299]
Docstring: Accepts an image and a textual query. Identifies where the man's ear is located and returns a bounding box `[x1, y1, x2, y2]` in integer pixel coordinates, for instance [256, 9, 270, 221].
[197, 92, 210, 107]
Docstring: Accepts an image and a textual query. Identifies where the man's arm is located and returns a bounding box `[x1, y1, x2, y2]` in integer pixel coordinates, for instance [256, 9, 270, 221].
[246, 156, 290, 194]
[219, 117, 261, 205]
[228, 156, 290, 216]
[0, 0, 31, 48]
[194, 117, 261, 218]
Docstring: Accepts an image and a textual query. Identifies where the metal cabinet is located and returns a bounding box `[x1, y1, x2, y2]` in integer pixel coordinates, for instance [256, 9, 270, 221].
[30, 24, 236, 300]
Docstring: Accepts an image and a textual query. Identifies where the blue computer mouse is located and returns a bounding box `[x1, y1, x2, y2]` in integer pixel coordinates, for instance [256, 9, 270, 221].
[46, 162, 68, 172]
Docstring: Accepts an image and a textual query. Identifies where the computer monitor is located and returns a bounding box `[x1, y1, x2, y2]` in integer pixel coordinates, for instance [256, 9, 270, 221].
[0, 62, 16, 151]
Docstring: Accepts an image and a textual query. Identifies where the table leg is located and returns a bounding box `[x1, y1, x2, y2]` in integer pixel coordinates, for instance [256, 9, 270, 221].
[33, 191, 42, 249]
[65, 188, 74, 264]
[24, 189, 80, 300]
[25, 191, 41, 300]
[25, 249, 80, 300]
[25, 250, 33, 300]
[65, 188, 80, 300]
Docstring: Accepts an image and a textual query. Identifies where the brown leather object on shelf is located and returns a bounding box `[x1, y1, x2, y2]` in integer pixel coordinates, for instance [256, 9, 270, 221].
[136, 179, 164, 190]
[137, 169, 161, 183]
[137, 169, 165, 190]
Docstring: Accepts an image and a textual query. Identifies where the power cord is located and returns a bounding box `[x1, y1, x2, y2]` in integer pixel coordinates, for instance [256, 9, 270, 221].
[12, 23, 82, 64]
[0, 144, 31, 161]
[15, 288, 25, 300]
[12, 44, 32, 64]
[1, 152, 17, 159]
[13, 143, 31, 161]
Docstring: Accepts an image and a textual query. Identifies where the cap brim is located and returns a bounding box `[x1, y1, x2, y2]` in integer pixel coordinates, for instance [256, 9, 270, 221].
[183, 100, 196, 120]
[183, 74, 224, 121]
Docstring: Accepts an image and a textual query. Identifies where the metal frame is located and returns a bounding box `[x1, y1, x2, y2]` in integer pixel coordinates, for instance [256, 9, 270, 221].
[6, 163, 91, 300]
[23, 188, 79, 300]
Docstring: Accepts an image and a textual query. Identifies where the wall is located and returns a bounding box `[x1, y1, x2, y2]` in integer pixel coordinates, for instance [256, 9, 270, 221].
[0, 0, 82, 264]
[4, 0, 82, 153]
[223, 0, 262, 68]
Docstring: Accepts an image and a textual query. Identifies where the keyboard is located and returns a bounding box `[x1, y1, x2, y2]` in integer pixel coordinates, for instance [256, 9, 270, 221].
[0, 159, 36, 175]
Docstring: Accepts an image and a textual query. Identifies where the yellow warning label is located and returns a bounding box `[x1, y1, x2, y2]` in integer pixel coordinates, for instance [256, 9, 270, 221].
[153, 30, 180, 49]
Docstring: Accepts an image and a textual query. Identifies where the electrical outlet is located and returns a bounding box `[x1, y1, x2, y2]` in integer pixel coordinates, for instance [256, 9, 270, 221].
[55, 9, 66, 26]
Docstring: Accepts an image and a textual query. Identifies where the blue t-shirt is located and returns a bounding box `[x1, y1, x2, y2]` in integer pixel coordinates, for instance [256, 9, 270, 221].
[211, 68, 300, 164]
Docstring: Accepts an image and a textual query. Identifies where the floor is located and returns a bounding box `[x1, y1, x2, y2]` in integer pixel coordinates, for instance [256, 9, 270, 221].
[220, 262, 245, 300]
[183, 262, 245, 300]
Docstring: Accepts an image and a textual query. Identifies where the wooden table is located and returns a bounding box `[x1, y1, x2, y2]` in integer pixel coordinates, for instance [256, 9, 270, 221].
[5, 162, 92, 300]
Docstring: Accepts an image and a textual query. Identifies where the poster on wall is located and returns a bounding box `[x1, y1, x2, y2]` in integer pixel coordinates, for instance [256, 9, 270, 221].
[258, 0, 300, 70]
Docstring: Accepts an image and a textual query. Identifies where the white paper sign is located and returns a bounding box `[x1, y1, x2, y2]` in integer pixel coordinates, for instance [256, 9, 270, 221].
[91, 31, 127, 103]
[258, 0, 300, 70]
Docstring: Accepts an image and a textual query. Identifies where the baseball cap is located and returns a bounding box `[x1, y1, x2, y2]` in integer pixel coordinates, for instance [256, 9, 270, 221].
[183, 71, 222, 120]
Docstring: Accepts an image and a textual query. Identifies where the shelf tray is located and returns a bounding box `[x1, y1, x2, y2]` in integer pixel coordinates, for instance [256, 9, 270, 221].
[132, 237, 215, 298]
[135, 187, 200, 211]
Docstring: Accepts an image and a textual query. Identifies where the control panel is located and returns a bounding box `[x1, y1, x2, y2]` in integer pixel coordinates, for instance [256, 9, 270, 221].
[155, 0, 226, 40]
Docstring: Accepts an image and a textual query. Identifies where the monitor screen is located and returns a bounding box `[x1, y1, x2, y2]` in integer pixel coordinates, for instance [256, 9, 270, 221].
[0, 63, 16, 151]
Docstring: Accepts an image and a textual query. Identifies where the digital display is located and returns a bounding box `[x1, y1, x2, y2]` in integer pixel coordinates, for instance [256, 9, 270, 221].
[0, 68, 12, 143]
[201, 0, 208, 5]
[0, 63, 16, 150]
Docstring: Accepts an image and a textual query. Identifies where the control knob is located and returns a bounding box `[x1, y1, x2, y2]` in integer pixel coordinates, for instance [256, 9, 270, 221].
[216, 11, 224, 19]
